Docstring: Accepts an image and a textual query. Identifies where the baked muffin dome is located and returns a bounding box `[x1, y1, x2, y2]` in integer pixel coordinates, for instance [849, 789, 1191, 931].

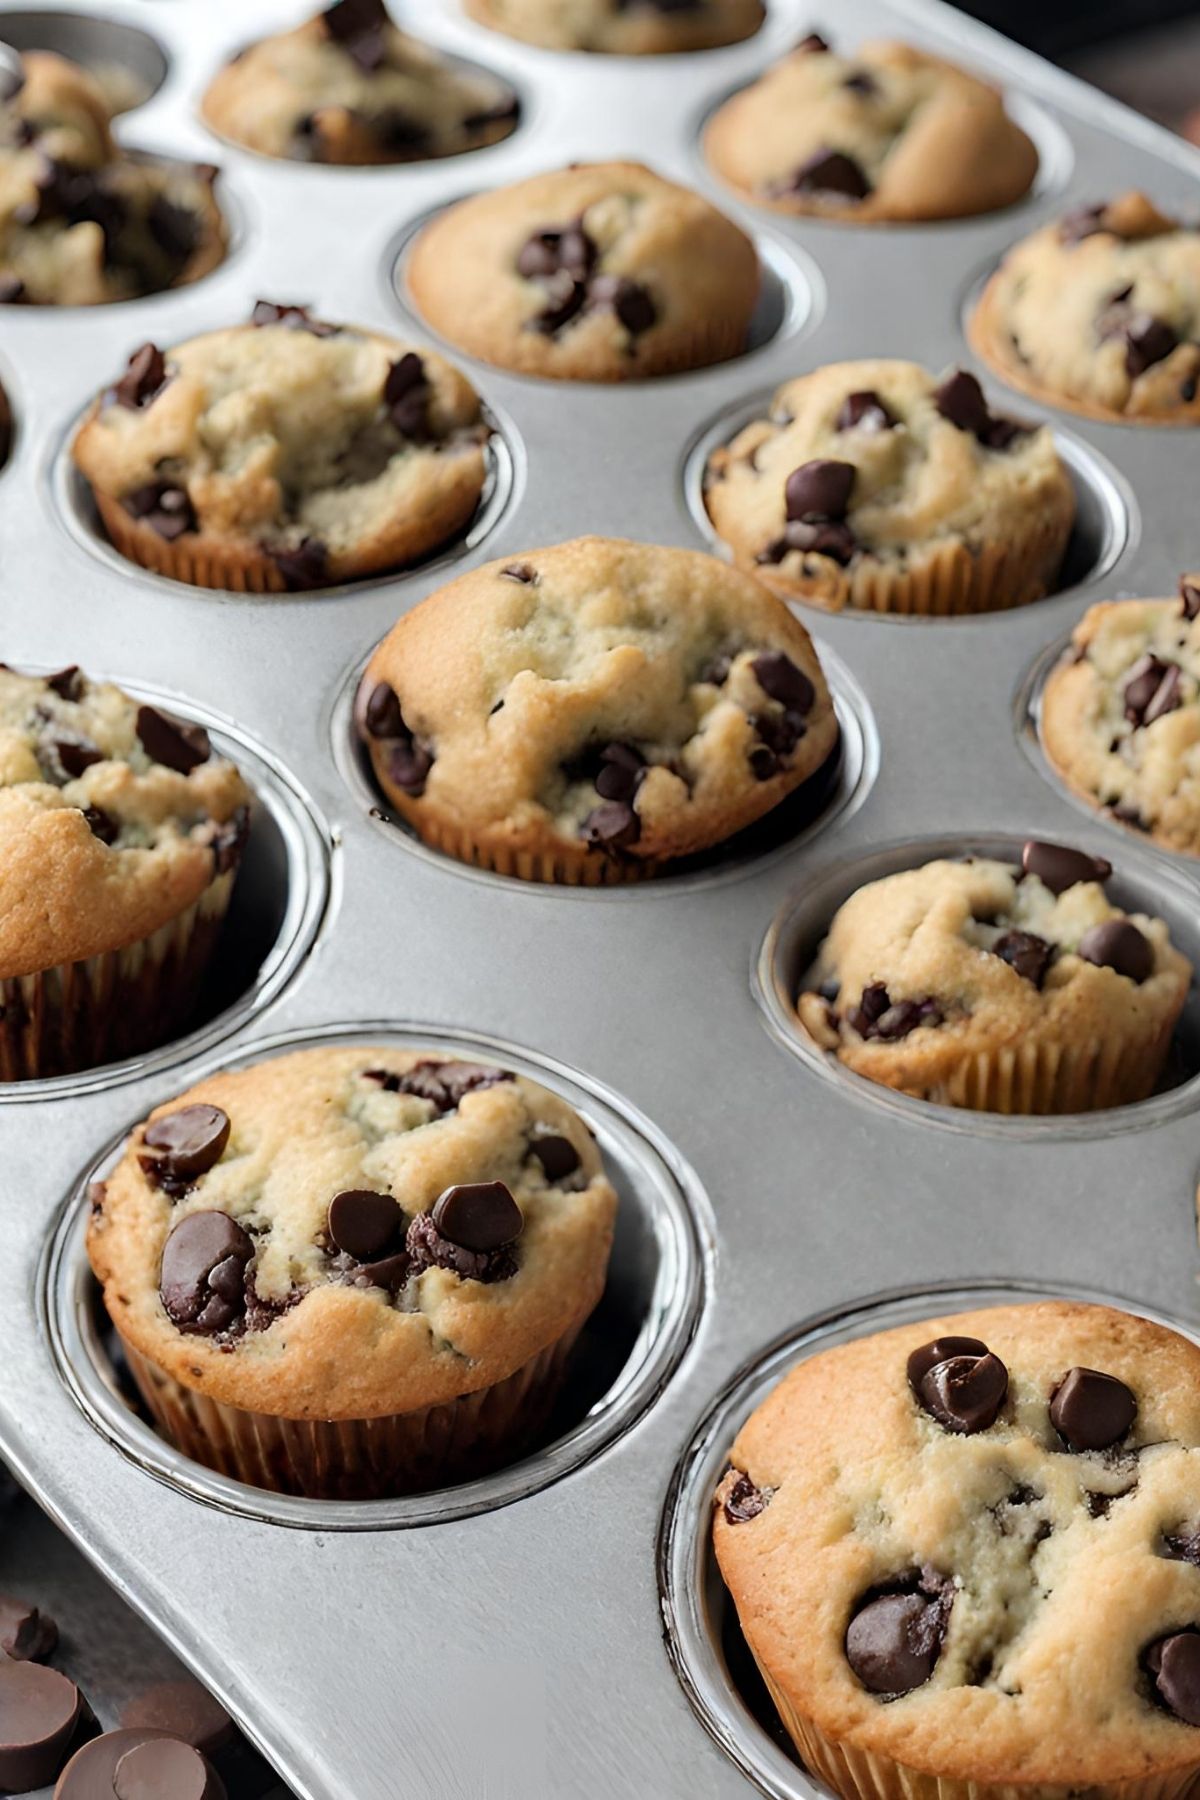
[1041, 580, 1200, 857]
[407, 161, 760, 382]
[715, 1300, 1200, 1800]
[971, 193, 1200, 425]
[88, 1045, 618, 1496]
[0, 664, 250, 1077]
[705, 360, 1075, 616]
[705, 34, 1037, 223]
[0, 51, 226, 306]
[797, 843, 1191, 1113]
[202, 0, 519, 166]
[357, 537, 840, 884]
[464, 0, 764, 54]
[72, 304, 492, 593]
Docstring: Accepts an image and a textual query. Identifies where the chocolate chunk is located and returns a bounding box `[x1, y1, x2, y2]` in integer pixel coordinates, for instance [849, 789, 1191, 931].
[1164, 1526, 1200, 1568]
[594, 742, 646, 805]
[113, 1735, 224, 1800]
[160, 1211, 253, 1335]
[119, 1679, 237, 1756]
[143, 1105, 231, 1184]
[787, 148, 871, 200]
[344, 1248, 410, 1292]
[122, 481, 196, 542]
[82, 805, 118, 844]
[907, 1336, 989, 1389]
[752, 650, 816, 716]
[406, 1210, 517, 1284]
[836, 390, 895, 432]
[46, 665, 84, 701]
[723, 1471, 770, 1524]
[845, 1570, 952, 1696]
[323, 0, 389, 72]
[1021, 840, 1112, 894]
[1050, 1366, 1137, 1451]
[250, 300, 337, 337]
[0, 1595, 57, 1661]
[992, 930, 1053, 988]
[55, 736, 104, 778]
[583, 800, 640, 851]
[327, 1189, 403, 1261]
[431, 1180, 523, 1253]
[1146, 1632, 1200, 1726]
[1078, 919, 1153, 984]
[588, 274, 657, 337]
[846, 984, 941, 1040]
[1124, 655, 1183, 728]
[785, 459, 855, 522]
[270, 538, 329, 591]
[0, 1661, 86, 1791]
[529, 1134, 581, 1181]
[363, 681, 404, 739]
[136, 705, 211, 773]
[112, 344, 167, 411]
[1181, 579, 1200, 623]
[917, 1350, 1008, 1434]
[384, 352, 430, 439]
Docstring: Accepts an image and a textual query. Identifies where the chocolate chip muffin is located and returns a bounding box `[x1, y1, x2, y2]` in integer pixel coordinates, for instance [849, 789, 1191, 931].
[797, 841, 1191, 1113]
[705, 34, 1037, 223]
[202, 0, 518, 166]
[715, 1299, 1200, 1800]
[464, 0, 764, 53]
[87, 1045, 618, 1498]
[971, 193, 1200, 425]
[356, 536, 840, 884]
[705, 361, 1075, 616]
[0, 51, 226, 306]
[0, 664, 250, 1079]
[1041, 580, 1200, 859]
[407, 161, 760, 382]
[72, 304, 491, 593]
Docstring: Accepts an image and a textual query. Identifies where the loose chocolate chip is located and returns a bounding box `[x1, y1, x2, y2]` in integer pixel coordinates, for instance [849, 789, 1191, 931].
[1146, 1632, 1200, 1726]
[588, 274, 657, 337]
[845, 1570, 952, 1696]
[1124, 655, 1183, 728]
[594, 741, 646, 805]
[836, 389, 896, 433]
[432, 1180, 523, 1253]
[45, 665, 83, 701]
[270, 538, 329, 591]
[143, 1104, 231, 1187]
[0, 1595, 57, 1662]
[786, 459, 855, 522]
[119, 1679, 237, 1757]
[1050, 1366, 1137, 1451]
[384, 352, 431, 439]
[795, 31, 830, 52]
[918, 1350, 1008, 1434]
[406, 1210, 517, 1284]
[363, 681, 404, 740]
[501, 563, 537, 585]
[113, 1735, 221, 1800]
[250, 300, 338, 337]
[751, 650, 816, 716]
[723, 1471, 770, 1524]
[82, 804, 118, 844]
[583, 800, 640, 851]
[1181, 579, 1200, 623]
[1164, 1527, 1200, 1567]
[529, 1133, 581, 1181]
[1022, 840, 1112, 894]
[787, 148, 871, 200]
[54, 736, 103, 778]
[992, 930, 1053, 988]
[136, 705, 211, 773]
[327, 1189, 402, 1261]
[160, 1210, 254, 1336]
[323, 0, 389, 72]
[122, 481, 196, 541]
[906, 1336, 989, 1389]
[1078, 919, 1153, 984]
[111, 343, 167, 411]
[0, 1660, 86, 1791]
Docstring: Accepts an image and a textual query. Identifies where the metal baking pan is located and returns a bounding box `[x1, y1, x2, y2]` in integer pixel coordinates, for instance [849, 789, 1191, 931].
[1, 1, 1199, 1795]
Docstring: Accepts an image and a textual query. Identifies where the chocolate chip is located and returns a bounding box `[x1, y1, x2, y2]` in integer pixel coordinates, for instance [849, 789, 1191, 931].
[786, 148, 871, 200]
[363, 1060, 513, 1113]
[82, 805, 118, 844]
[0, 1660, 87, 1792]
[147, 195, 199, 270]
[1099, 304, 1179, 378]
[795, 31, 830, 51]
[1050, 1366, 1137, 1451]
[751, 651, 816, 716]
[934, 369, 1025, 448]
[431, 1181, 523, 1252]
[594, 742, 646, 805]
[122, 481, 196, 542]
[46, 666, 83, 701]
[386, 737, 433, 796]
[0, 275, 26, 305]
[766, 518, 858, 566]
[1124, 655, 1183, 728]
[1146, 1632, 1200, 1726]
[529, 1134, 581, 1181]
[907, 1336, 989, 1389]
[327, 1189, 402, 1261]
[786, 459, 855, 522]
[143, 1104, 231, 1188]
[1059, 203, 1108, 245]
[112, 1736, 220, 1800]
[119, 1679, 237, 1757]
[1021, 840, 1112, 894]
[1164, 1526, 1200, 1567]
[917, 1349, 1008, 1434]
[136, 705, 211, 773]
[384, 352, 430, 439]
[54, 736, 103, 778]
[518, 221, 596, 284]
[1181, 579, 1200, 623]
[111, 344, 167, 411]
[845, 1570, 952, 1697]
[375, 109, 431, 154]
[501, 563, 537, 585]
[323, 0, 389, 72]
[846, 984, 941, 1040]
[344, 1248, 411, 1293]
[588, 274, 657, 337]
[406, 1209, 517, 1284]
[582, 797, 639, 850]
[160, 1211, 254, 1336]
[270, 538, 329, 591]
[836, 390, 895, 432]
[363, 681, 404, 740]
[992, 930, 1053, 988]
[843, 69, 878, 96]
[723, 1471, 770, 1524]
[250, 300, 338, 337]
[208, 806, 249, 875]
[0, 1596, 57, 1662]
[1078, 919, 1153, 984]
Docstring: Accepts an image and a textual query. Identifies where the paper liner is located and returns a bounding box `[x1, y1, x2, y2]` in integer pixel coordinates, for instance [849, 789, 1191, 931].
[0, 867, 237, 1081]
[95, 494, 296, 594]
[756, 1658, 1200, 1800]
[403, 809, 663, 886]
[118, 1324, 584, 1500]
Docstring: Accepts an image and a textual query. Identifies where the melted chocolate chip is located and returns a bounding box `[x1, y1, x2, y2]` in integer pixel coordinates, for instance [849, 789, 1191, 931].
[517, 221, 595, 284]
[786, 459, 855, 522]
[45, 666, 83, 701]
[934, 370, 1026, 449]
[723, 1471, 770, 1524]
[362, 1060, 513, 1114]
[846, 984, 941, 1040]
[250, 300, 338, 337]
[1099, 304, 1179, 378]
[1163, 1526, 1200, 1567]
[906, 1336, 989, 1388]
[751, 651, 816, 716]
[0, 1596, 57, 1663]
[1049, 1366, 1137, 1451]
[845, 1569, 953, 1697]
[142, 1105, 231, 1189]
[594, 742, 646, 805]
[384, 352, 431, 440]
[327, 1190, 403, 1261]
[583, 800, 641, 851]
[111, 344, 167, 411]
[82, 805, 118, 844]
[208, 806, 249, 875]
[992, 929, 1053, 988]
[357, 682, 433, 794]
[1078, 919, 1153, 984]
[1145, 1632, 1200, 1726]
[432, 1180, 523, 1252]
[784, 147, 871, 200]
[136, 705, 211, 773]
[323, 0, 388, 72]
[836, 390, 896, 433]
[529, 1134, 581, 1181]
[1059, 203, 1108, 246]
[54, 736, 103, 779]
[843, 68, 878, 96]
[406, 1209, 517, 1284]
[588, 274, 657, 337]
[1124, 655, 1183, 728]
[270, 538, 329, 591]
[160, 1210, 253, 1335]
[917, 1348, 1008, 1434]
[122, 482, 196, 542]
[1181, 579, 1200, 623]
[147, 194, 199, 268]
[1021, 840, 1111, 894]
[0, 275, 26, 305]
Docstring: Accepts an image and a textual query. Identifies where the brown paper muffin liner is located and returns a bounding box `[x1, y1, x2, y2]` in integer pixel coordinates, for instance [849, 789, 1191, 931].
[0, 868, 237, 1081]
[403, 810, 663, 886]
[756, 1658, 1200, 1800]
[118, 1324, 584, 1500]
[95, 494, 295, 594]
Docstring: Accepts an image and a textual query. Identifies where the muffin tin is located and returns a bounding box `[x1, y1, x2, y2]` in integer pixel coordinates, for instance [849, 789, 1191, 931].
[2, 1, 1199, 1796]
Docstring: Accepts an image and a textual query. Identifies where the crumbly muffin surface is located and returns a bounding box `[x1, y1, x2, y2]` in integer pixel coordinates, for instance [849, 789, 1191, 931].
[705, 360, 1075, 613]
[359, 537, 839, 873]
[88, 1047, 618, 1418]
[971, 193, 1200, 424]
[705, 35, 1037, 222]
[72, 307, 490, 589]
[464, 0, 764, 54]
[0, 665, 249, 977]
[407, 161, 760, 382]
[0, 52, 226, 305]
[715, 1301, 1200, 1785]
[202, 0, 518, 165]
[1042, 584, 1200, 857]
